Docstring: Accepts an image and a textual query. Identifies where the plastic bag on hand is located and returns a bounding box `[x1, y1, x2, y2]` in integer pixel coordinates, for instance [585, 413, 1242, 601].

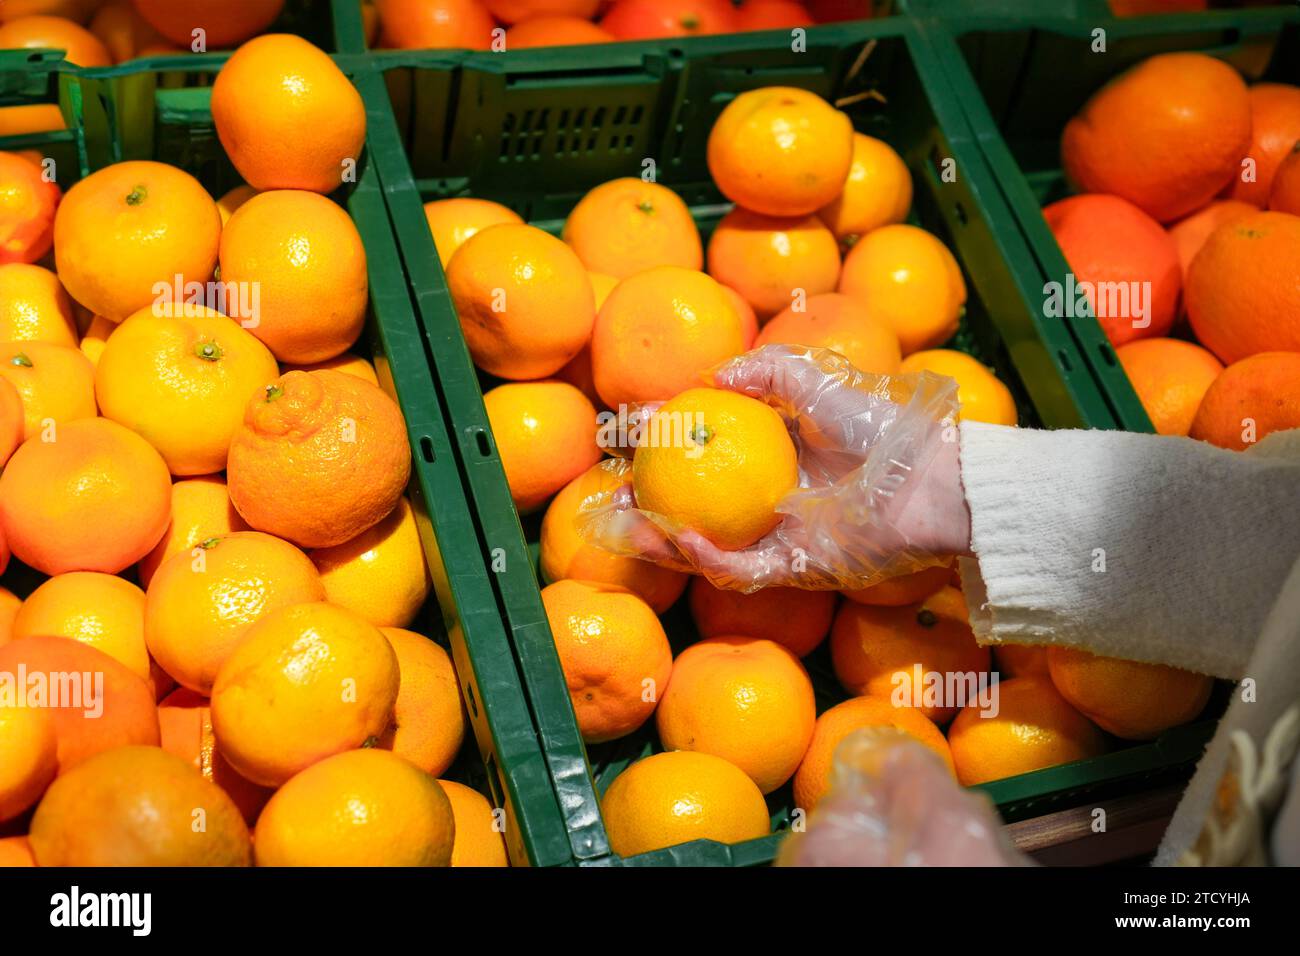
[776, 729, 1030, 867]
[577, 344, 960, 593]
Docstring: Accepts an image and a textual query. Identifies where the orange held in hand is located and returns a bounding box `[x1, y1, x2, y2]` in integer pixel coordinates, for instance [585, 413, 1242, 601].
[707, 86, 853, 217]
[210, 601, 400, 787]
[563, 178, 703, 279]
[218, 189, 368, 364]
[53, 160, 222, 321]
[1061, 52, 1251, 223]
[656, 635, 816, 793]
[447, 222, 596, 380]
[212, 34, 366, 193]
[1189, 352, 1300, 451]
[591, 266, 745, 407]
[0, 417, 171, 575]
[632, 387, 797, 551]
[226, 369, 411, 549]
[0, 151, 60, 264]
[541, 578, 672, 744]
[94, 303, 280, 475]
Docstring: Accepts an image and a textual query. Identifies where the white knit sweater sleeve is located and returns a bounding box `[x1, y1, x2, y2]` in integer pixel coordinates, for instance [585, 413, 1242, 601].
[956, 423, 1300, 680]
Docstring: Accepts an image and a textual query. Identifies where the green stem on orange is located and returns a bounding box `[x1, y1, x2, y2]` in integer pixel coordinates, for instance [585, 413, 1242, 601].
[194, 341, 223, 362]
[126, 185, 148, 205]
[264, 384, 283, 402]
[9, 353, 32, 368]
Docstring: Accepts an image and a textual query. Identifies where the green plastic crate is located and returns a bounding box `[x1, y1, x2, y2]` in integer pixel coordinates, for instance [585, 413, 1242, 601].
[916, 6, 1300, 430]
[363, 19, 1223, 867]
[0, 55, 573, 867]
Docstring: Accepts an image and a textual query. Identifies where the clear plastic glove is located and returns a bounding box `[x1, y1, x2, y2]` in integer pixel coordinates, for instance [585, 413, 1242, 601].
[776, 729, 1031, 867]
[578, 344, 968, 592]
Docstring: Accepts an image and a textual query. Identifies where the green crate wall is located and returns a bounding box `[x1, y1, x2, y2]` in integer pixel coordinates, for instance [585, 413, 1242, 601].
[0, 55, 574, 867]
[360, 18, 1223, 866]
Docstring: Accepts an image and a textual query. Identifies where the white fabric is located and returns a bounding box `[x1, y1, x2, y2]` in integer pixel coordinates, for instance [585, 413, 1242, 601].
[956, 423, 1300, 865]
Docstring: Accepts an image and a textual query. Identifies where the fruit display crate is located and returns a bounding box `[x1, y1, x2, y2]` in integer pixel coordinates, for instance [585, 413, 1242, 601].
[914, 5, 1300, 430]
[361, 18, 1223, 867]
[0, 57, 575, 867]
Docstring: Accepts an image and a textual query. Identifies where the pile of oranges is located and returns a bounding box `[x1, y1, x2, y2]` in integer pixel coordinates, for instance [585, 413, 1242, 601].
[1045, 50, 1300, 446]
[0, 34, 506, 868]
[439, 82, 1212, 857]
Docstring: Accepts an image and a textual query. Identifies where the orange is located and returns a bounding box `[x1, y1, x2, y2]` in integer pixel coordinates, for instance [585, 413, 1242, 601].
[219, 190, 368, 364]
[133, 0, 284, 48]
[600, 0, 738, 39]
[657, 636, 815, 793]
[838, 223, 966, 355]
[214, 183, 256, 224]
[144, 530, 325, 694]
[77, 313, 114, 366]
[447, 222, 595, 380]
[0, 104, 65, 138]
[311, 498, 431, 627]
[422, 197, 523, 267]
[842, 563, 952, 607]
[563, 178, 703, 279]
[0, 836, 35, 867]
[483, 380, 602, 513]
[211, 601, 399, 787]
[1168, 199, 1255, 281]
[899, 349, 1017, 426]
[362, 0, 380, 44]
[29, 745, 249, 866]
[993, 644, 1050, 679]
[12, 571, 150, 684]
[1271, 143, 1300, 215]
[817, 133, 912, 245]
[0, 635, 160, 774]
[722, 284, 758, 347]
[1047, 648, 1213, 741]
[541, 579, 672, 744]
[95, 303, 279, 475]
[376, 0, 496, 50]
[1116, 338, 1223, 436]
[439, 780, 508, 867]
[0, 378, 20, 467]
[792, 695, 954, 812]
[226, 369, 411, 548]
[706, 86, 853, 217]
[756, 291, 901, 375]
[138, 475, 249, 587]
[829, 585, 990, 724]
[0, 417, 171, 575]
[1186, 211, 1300, 362]
[505, 15, 613, 47]
[1226, 83, 1300, 207]
[554, 274, 616, 407]
[947, 675, 1106, 786]
[212, 34, 365, 193]
[0, 704, 57, 822]
[590, 265, 745, 407]
[735, 0, 814, 30]
[0, 587, 21, 646]
[157, 687, 274, 826]
[1190, 352, 1300, 451]
[378, 627, 465, 775]
[600, 750, 769, 857]
[88, 0, 169, 63]
[254, 748, 454, 867]
[0, 1, 102, 22]
[0, 152, 60, 265]
[540, 461, 688, 613]
[486, 0, 600, 21]
[283, 352, 379, 385]
[1041, 194, 1180, 346]
[0, 263, 75, 346]
[1062, 52, 1251, 222]
[632, 387, 797, 550]
[0, 14, 111, 66]
[0, 341, 95, 440]
[53, 160, 221, 321]
[688, 577, 835, 657]
[706, 208, 841, 320]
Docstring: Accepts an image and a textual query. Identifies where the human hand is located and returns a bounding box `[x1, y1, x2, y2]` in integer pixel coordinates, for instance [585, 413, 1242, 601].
[579, 344, 971, 592]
